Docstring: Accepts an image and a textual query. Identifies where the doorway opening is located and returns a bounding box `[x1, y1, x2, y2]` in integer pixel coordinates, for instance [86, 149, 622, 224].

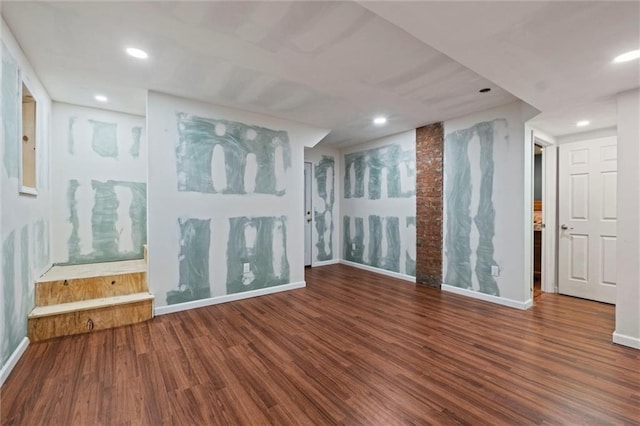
[533, 144, 544, 300]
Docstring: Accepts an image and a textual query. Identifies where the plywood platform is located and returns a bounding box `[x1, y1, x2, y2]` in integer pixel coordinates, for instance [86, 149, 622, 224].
[35, 260, 147, 306]
[28, 298, 153, 342]
[28, 259, 154, 342]
[30, 293, 154, 318]
[38, 259, 146, 282]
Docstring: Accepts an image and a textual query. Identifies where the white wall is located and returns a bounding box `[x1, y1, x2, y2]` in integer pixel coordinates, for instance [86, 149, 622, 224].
[443, 101, 533, 307]
[614, 88, 640, 349]
[51, 103, 146, 265]
[147, 92, 328, 312]
[556, 126, 617, 144]
[1, 19, 52, 383]
[340, 130, 416, 278]
[304, 145, 340, 266]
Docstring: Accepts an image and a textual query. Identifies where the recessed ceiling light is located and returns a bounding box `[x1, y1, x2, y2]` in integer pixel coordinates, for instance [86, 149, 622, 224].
[613, 49, 640, 63]
[373, 116, 387, 125]
[94, 94, 108, 102]
[479, 88, 491, 93]
[576, 120, 590, 127]
[126, 47, 148, 59]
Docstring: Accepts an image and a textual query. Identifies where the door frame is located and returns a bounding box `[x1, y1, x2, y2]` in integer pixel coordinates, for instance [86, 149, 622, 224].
[529, 132, 558, 297]
[304, 161, 313, 267]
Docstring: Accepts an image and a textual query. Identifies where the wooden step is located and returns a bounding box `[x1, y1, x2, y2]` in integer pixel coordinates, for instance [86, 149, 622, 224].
[35, 259, 147, 306]
[28, 293, 154, 342]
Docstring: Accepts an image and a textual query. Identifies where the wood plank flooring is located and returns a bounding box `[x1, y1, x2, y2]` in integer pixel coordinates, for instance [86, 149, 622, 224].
[2, 264, 639, 425]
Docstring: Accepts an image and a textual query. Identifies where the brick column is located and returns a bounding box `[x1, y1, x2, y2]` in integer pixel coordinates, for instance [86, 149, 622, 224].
[416, 123, 444, 287]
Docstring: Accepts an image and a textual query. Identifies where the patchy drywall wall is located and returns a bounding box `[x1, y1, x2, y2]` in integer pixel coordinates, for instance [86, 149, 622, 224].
[1, 23, 52, 377]
[304, 145, 340, 265]
[341, 131, 416, 277]
[443, 102, 529, 303]
[51, 103, 147, 265]
[147, 92, 328, 309]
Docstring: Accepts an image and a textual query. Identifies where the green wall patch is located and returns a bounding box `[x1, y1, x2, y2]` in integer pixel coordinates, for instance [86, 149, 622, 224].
[226, 216, 289, 294]
[175, 113, 291, 195]
[89, 120, 118, 158]
[344, 144, 415, 200]
[444, 120, 502, 296]
[314, 155, 335, 261]
[2, 44, 20, 178]
[167, 218, 211, 305]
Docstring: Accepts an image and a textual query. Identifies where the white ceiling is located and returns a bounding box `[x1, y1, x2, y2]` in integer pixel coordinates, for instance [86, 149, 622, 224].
[360, 1, 640, 138]
[2, 2, 638, 145]
[1, 1, 517, 147]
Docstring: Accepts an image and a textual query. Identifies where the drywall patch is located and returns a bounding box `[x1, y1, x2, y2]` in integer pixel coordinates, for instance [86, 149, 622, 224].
[226, 216, 290, 294]
[67, 116, 77, 155]
[89, 120, 118, 158]
[130, 126, 142, 158]
[314, 155, 335, 261]
[167, 218, 212, 305]
[344, 215, 402, 274]
[65, 179, 147, 264]
[2, 232, 18, 366]
[444, 119, 502, 296]
[406, 216, 417, 277]
[344, 144, 415, 200]
[175, 113, 291, 195]
[2, 43, 20, 178]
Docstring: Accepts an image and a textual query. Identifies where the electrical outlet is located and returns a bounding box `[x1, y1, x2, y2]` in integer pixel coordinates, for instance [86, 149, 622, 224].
[243, 263, 250, 274]
[491, 265, 500, 277]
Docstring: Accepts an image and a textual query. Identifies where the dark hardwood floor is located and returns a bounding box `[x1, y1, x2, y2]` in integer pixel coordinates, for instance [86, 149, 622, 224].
[2, 264, 639, 425]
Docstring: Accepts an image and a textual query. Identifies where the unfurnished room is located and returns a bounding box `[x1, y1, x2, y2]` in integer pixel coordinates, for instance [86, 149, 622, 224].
[0, 1, 639, 424]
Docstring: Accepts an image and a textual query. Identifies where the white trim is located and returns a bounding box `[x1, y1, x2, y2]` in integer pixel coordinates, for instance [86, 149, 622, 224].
[442, 284, 533, 310]
[339, 260, 416, 283]
[311, 259, 340, 267]
[612, 332, 640, 350]
[154, 281, 306, 316]
[0, 337, 29, 387]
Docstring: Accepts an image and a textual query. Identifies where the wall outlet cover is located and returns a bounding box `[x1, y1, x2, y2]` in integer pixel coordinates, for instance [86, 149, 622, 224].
[491, 265, 500, 277]
[243, 262, 250, 274]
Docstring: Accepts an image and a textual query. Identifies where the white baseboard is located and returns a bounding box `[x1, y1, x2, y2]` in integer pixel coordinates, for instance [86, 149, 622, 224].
[154, 281, 306, 316]
[339, 260, 416, 283]
[613, 331, 640, 350]
[311, 259, 340, 267]
[0, 337, 29, 387]
[442, 284, 532, 310]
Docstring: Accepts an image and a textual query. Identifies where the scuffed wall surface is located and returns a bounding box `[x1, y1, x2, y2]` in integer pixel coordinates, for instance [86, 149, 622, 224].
[341, 131, 416, 276]
[1, 31, 52, 372]
[148, 92, 327, 308]
[304, 146, 340, 264]
[51, 103, 147, 265]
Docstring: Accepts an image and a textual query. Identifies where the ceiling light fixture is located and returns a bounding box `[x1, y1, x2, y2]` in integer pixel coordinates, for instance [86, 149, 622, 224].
[126, 47, 149, 59]
[373, 116, 387, 125]
[479, 88, 491, 93]
[94, 94, 108, 102]
[576, 120, 590, 127]
[613, 49, 640, 63]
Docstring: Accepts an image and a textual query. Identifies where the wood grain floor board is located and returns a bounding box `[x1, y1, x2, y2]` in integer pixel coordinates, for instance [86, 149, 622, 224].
[2, 264, 639, 425]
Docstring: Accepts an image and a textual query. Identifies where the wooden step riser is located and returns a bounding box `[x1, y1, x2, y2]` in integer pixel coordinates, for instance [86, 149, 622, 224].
[35, 272, 147, 306]
[28, 300, 153, 342]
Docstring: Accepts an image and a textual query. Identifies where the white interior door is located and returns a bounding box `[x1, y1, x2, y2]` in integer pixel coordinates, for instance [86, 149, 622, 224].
[558, 137, 617, 304]
[304, 162, 312, 266]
